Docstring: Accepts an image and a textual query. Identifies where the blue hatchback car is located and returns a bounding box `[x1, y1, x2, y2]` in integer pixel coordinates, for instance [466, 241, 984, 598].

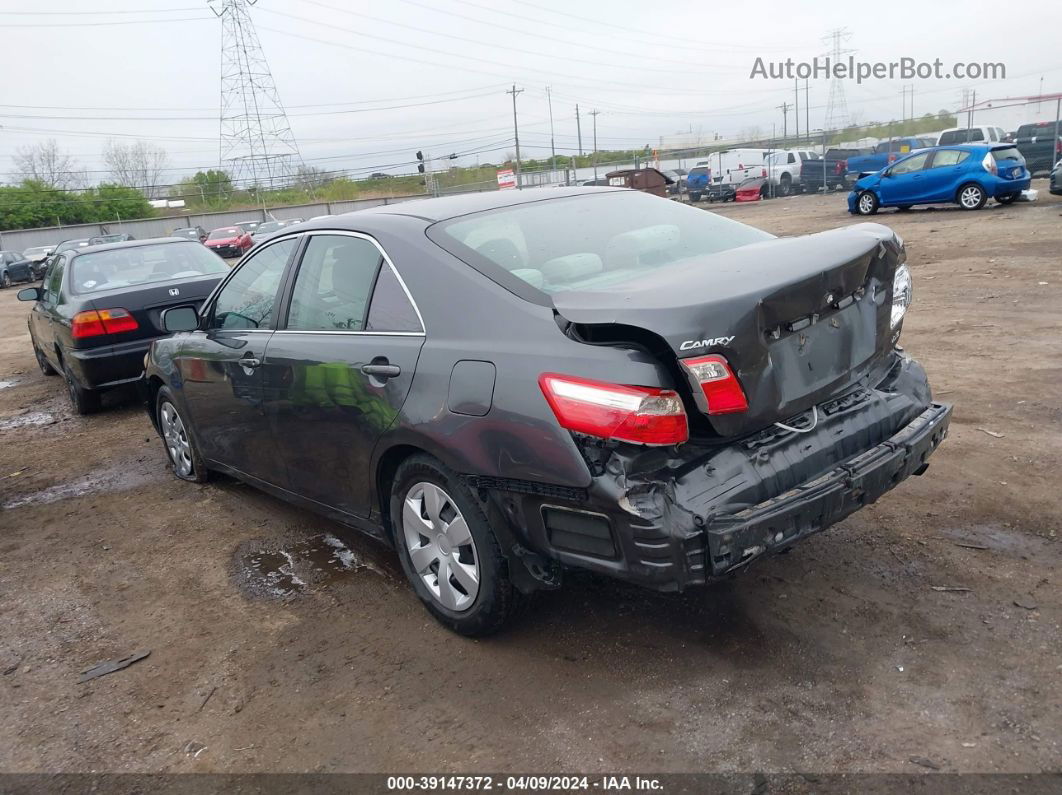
[848, 143, 1030, 214]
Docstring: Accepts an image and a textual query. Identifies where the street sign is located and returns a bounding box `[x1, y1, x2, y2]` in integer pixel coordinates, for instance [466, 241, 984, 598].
[496, 169, 516, 190]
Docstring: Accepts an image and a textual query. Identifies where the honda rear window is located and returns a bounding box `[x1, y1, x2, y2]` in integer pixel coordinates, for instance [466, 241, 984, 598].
[427, 191, 774, 299]
[69, 242, 229, 295]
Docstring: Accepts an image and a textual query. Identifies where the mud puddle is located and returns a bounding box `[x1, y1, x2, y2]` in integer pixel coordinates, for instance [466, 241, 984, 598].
[235, 533, 388, 599]
[0, 411, 56, 431]
[2, 463, 161, 509]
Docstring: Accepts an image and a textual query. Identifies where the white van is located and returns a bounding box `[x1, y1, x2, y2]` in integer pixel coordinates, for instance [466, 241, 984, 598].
[704, 148, 770, 187]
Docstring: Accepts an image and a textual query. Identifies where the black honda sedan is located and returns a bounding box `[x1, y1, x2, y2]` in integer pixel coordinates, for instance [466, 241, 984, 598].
[143, 187, 951, 635]
[19, 238, 229, 413]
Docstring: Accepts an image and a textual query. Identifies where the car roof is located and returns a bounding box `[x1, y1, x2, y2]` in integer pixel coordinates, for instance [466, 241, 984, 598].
[319, 186, 626, 224]
[68, 237, 189, 256]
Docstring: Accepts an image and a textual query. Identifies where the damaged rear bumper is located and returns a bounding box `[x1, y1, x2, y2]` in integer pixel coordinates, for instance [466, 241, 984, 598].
[501, 358, 952, 592]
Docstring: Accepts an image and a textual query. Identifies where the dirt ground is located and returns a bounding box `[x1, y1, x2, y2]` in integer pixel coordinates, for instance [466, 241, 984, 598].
[1, 186, 1059, 776]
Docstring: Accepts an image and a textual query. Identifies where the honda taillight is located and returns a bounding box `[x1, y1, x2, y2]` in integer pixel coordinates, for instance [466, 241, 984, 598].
[538, 373, 688, 446]
[982, 152, 997, 175]
[71, 308, 138, 339]
[680, 355, 748, 415]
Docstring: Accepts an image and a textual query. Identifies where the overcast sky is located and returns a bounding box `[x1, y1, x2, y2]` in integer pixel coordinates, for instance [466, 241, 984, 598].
[2, 0, 1060, 185]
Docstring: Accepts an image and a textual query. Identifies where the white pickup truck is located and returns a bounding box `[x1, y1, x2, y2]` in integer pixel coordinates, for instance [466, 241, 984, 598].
[765, 149, 821, 196]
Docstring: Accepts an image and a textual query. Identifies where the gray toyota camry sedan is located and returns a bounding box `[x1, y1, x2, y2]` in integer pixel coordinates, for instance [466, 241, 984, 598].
[143, 187, 951, 635]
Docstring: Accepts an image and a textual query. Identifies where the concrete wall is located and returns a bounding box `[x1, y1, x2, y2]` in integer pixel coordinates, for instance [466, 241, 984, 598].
[0, 195, 424, 254]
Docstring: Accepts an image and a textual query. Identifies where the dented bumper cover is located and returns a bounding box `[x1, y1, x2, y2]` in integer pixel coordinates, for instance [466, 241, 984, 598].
[506, 356, 952, 591]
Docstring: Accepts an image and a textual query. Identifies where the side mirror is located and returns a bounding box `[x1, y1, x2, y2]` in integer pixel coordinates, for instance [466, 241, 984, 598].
[17, 286, 42, 302]
[162, 305, 200, 333]
[881, 169, 892, 178]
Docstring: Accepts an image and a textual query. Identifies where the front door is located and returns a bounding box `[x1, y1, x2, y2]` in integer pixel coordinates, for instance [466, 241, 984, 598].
[879, 151, 931, 204]
[177, 236, 299, 483]
[259, 232, 425, 517]
[29, 255, 67, 369]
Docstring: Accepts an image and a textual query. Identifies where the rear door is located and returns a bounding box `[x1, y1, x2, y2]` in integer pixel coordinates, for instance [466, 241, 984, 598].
[259, 231, 425, 517]
[922, 149, 972, 201]
[176, 235, 299, 483]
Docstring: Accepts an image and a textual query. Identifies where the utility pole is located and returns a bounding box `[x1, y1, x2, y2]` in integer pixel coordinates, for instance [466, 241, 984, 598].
[777, 101, 790, 141]
[968, 89, 976, 128]
[507, 84, 524, 189]
[575, 104, 583, 156]
[794, 79, 800, 142]
[546, 85, 557, 178]
[805, 79, 810, 144]
[589, 109, 601, 181]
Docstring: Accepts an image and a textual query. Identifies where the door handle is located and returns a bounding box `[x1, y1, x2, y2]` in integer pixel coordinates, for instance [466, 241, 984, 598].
[240, 355, 261, 368]
[362, 362, 401, 378]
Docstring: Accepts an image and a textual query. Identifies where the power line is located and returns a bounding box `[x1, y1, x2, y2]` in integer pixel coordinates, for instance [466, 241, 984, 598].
[0, 16, 211, 28]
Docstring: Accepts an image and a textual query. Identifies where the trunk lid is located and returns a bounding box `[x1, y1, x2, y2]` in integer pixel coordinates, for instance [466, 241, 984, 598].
[553, 223, 903, 438]
[76, 273, 224, 348]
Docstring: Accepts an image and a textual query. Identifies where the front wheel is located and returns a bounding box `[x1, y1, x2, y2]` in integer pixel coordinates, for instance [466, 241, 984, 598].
[996, 192, 1019, 205]
[778, 174, 792, 196]
[856, 190, 879, 215]
[156, 387, 208, 482]
[391, 455, 520, 636]
[957, 183, 987, 210]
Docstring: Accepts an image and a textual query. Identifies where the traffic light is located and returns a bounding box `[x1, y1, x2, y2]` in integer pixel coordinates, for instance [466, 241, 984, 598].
[416, 150, 425, 173]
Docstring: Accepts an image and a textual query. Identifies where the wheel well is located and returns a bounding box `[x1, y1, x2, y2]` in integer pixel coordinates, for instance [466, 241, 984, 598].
[375, 444, 427, 543]
[146, 376, 165, 431]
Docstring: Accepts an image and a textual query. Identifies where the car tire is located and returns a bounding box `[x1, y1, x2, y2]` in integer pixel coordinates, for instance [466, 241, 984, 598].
[33, 341, 57, 376]
[689, 191, 701, 202]
[856, 190, 879, 215]
[996, 193, 1019, 205]
[156, 387, 208, 483]
[391, 454, 521, 636]
[957, 183, 987, 210]
[779, 173, 791, 196]
[1, 271, 10, 289]
[62, 359, 100, 415]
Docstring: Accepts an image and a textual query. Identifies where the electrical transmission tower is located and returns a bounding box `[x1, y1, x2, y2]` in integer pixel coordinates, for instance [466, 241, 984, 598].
[822, 27, 853, 132]
[211, 0, 304, 190]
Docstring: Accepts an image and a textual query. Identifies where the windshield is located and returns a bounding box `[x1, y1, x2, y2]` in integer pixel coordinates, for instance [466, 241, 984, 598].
[69, 242, 229, 295]
[208, 228, 240, 240]
[256, 221, 283, 234]
[427, 191, 773, 298]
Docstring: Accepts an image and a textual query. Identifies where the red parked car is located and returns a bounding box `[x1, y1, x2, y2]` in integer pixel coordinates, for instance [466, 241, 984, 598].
[204, 226, 253, 258]
[735, 177, 766, 202]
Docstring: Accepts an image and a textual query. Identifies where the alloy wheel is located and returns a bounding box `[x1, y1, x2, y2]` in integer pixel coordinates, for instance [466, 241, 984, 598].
[858, 192, 876, 214]
[401, 481, 480, 612]
[960, 186, 983, 209]
[160, 401, 194, 478]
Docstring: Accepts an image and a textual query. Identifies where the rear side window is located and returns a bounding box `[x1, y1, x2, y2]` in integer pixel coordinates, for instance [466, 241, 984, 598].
[211, 237, 296, 330]
[366, 264, 422, 332]
[286, 235, 382, 331]
[929, 150, 971, 168]
[427, 190, 773, 298]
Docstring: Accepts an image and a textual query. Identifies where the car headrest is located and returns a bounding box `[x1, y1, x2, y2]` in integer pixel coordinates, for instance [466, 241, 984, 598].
[540, 253, 603, 284]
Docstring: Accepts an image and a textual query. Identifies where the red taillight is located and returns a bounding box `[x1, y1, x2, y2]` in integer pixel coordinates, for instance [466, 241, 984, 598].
[835, 159, 847, 175]
[679, 355, 749, 415]
[982, 152, 997, 176]
[71, 308, 138, 339]
[538, 373, 688, 446]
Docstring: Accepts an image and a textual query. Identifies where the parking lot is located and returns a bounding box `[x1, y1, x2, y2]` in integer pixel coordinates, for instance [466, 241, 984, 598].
[1, 187, 1059, 774]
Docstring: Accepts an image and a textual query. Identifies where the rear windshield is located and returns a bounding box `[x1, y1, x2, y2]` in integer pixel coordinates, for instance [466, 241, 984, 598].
[688, 167, 708, 176]
[69, 242, 228, 295]
[208, 228, 240, 240]
[427, 191, 773, 298]
[991, 147, 1025, 163]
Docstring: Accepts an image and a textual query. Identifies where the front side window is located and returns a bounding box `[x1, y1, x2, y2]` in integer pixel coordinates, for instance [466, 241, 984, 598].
[210, 237, 296, 330]
[890, 152, 930, 175]
[428, 190, 773, 298]
[286, 235, 382, 331]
